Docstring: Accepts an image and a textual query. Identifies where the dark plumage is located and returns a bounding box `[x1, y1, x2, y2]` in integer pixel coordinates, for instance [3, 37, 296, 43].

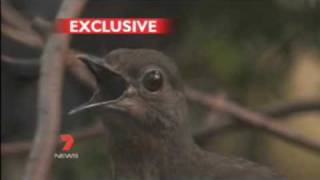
[71, 49, 286, 180]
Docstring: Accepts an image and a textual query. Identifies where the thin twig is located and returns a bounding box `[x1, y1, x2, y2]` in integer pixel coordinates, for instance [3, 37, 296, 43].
[194, 99, 320, 144]
[1, 55, 39, 66]
[2, 122, 104, 156]
[262, 100, 320, 117]
[1, 23, 44, 48]
[186, 89, 320, 154]
[1, 1, 45, 48]
[31, 17, 52, 39]
[1, 0, 34, 32]
[1, 141, 31, 157]
[22, 1, 87, 180]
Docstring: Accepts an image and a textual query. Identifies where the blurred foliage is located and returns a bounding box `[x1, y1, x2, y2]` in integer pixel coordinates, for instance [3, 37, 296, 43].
[176, 0, 319, 104]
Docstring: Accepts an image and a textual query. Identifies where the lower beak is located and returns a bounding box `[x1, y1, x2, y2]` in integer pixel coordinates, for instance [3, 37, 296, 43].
[68, 90, 127, 115]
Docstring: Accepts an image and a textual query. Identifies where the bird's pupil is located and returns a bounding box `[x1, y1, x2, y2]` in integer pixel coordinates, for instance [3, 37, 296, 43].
[142, 70, 163, 92]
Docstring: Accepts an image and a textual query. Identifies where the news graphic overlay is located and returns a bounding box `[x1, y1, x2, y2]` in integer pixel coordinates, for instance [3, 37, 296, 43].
[56, 18, 172, 34]
[54, 134, 79, 159]
[60, 134, 74, 151]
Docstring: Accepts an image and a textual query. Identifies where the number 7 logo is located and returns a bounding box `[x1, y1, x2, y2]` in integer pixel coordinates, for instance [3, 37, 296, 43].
[60, 134, 74, 151]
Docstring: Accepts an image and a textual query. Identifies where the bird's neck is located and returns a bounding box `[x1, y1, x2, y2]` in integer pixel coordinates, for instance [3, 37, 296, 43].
[103, 118, 196, 180]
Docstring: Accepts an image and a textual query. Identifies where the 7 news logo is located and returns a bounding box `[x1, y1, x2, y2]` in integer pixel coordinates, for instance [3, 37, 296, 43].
[54, 134, 79, 159]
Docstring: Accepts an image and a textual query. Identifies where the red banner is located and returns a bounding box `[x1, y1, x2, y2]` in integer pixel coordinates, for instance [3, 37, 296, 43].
[55, 18, 172, 34]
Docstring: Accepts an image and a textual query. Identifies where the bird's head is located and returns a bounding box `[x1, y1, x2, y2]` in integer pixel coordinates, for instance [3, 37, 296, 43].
[70, 49, 187, 130]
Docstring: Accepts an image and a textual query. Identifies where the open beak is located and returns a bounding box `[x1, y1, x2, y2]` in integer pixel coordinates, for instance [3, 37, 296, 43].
[68, 54, 129, 115]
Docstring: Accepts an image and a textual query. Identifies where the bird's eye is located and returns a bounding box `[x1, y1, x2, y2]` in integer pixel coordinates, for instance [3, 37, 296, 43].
[142, 69, 164, 92]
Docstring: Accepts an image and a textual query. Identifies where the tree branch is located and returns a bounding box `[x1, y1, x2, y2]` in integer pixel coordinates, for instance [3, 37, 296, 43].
[187, 89, 320, 154]
[22, 1, 87, 180]
[1, 23, 44, 48]
[194, 99, 320, 144]
[1, 0, 33, 31]
[262, 100, 320, 117]
[1, 55, 39, 66]
[2, 122, 104, 156]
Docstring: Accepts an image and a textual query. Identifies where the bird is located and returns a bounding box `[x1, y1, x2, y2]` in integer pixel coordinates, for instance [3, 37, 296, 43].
[70, 48, 286, 180]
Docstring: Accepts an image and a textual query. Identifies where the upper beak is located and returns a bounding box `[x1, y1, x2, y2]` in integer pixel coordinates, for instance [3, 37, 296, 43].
[68, 54, 129, 115]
